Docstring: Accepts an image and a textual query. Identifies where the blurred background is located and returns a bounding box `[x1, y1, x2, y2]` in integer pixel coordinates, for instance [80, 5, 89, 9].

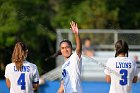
[0, 0, 140, 93]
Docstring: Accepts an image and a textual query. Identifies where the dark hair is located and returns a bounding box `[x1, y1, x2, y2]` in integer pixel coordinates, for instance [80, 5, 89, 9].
[45, 39, 72, 62]
[45, 50, 62, 61]
[84, 37, 91, 41]
[115, 40, 129, 57]
[59, 39, 72, 48]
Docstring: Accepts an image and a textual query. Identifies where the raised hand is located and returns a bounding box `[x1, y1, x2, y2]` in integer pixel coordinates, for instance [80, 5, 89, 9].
[70, 21, 82, 57]
[70, 21, 78, 35]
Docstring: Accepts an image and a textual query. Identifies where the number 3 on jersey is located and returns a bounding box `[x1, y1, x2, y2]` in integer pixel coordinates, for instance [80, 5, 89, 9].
[18, 73, 26, 90]
[120, 69, 128, 85]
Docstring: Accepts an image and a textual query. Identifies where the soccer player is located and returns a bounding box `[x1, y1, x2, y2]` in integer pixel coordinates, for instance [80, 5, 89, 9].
[47, 21, 82, 93]
[5, 42, 39, 93]
[104, 40, 138, 93]
[58, 21, 82, 93]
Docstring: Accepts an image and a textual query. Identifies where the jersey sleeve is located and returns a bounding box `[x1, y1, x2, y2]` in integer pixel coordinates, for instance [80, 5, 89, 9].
[32, 65, 39, 84]
[104, 59, 110, 75]
[4, 65, 10, 78]
[71, 51, 81, 64]
[61, 69, 64, 80]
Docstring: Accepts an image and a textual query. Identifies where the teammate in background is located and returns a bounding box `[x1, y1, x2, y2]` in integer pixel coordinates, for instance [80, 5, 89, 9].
[83, 37, 95, 57]
[133, 55, 140, 79]
[5, 42, 39, 93]
[104, 40, 138, 93]
[133, 55, 140, 68]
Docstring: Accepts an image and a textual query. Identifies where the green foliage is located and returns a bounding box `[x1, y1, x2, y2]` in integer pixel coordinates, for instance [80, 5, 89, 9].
[0, 2, 19, 46]
[52, 0, 120, 29]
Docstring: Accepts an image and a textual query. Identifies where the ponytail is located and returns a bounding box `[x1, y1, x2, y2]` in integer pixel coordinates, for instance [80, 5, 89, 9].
[12, 42, 28, 71]
[45, 50, 62, 62]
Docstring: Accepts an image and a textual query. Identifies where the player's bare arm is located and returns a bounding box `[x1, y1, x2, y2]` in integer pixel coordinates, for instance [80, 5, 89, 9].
[33, 83, 39, 90]
[105, 75, 111, 83]
[57, 80, 64, 93]
[133, 76, 138, 83]
[70, 21, 82, 58]
[6, 78, 11, 89]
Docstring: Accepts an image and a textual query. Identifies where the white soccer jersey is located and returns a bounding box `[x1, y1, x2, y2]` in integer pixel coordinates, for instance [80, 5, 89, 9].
[5, 61, 39, 93]
[62, 51, 82, 93]
[104, 57, 138, 93]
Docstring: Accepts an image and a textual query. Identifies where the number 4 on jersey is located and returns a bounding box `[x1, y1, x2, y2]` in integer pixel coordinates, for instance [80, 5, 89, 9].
[18, 73, 26, 90]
